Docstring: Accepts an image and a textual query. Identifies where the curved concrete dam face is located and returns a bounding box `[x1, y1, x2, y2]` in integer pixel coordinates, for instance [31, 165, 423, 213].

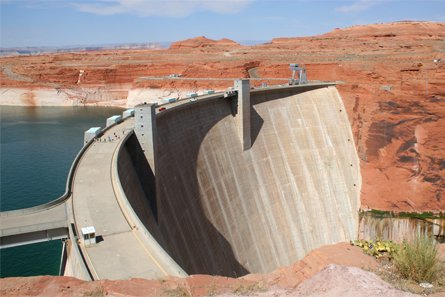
[119, 85, 361, 277]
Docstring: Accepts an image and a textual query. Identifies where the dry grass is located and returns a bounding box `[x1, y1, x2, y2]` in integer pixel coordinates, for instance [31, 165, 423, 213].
[373, 236, 445, 295]
[162, 286, 190, 297]
[232, 281, 266, 295]
[393, 236, 442, 283]
[83, 286, 105, 297]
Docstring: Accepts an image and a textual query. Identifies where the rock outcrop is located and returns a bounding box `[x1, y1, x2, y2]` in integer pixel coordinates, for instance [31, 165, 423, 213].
[170, 36, 240, 49]
[4, 243, 444, 296]
[0, 243, 379, 297]
[1, 21, 444, 213]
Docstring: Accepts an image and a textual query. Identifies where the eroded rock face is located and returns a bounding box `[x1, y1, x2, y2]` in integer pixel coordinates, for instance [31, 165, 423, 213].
[3, 242, 445, 296]
[1, 21, 444, 212]
[5, 243, 444, 296]
[0, 243, 379, 297]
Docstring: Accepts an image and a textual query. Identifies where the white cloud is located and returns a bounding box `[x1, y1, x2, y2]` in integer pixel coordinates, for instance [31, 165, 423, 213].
[336, 0, 381, 13]
[72, 0, 253, 17]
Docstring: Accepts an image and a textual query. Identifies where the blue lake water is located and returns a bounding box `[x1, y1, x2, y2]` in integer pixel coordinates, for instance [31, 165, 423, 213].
[0, 105, 123, 277]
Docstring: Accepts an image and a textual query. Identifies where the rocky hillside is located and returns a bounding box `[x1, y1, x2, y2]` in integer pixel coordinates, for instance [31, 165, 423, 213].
[2, 242, 444, 296]
[0, 243, 393, 297]
[1, 21, 444, 213]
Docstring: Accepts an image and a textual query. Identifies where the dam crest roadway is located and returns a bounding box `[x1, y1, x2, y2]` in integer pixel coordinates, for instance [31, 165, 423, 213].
[0, 80, 361, 280]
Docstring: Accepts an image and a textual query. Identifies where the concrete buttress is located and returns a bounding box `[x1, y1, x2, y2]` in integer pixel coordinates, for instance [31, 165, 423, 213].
[135, 103, 157, 173]
[234, 79, 251, 150]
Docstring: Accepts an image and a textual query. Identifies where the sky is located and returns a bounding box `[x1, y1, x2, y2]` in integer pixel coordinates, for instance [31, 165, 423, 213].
[1, 0, 444, 48]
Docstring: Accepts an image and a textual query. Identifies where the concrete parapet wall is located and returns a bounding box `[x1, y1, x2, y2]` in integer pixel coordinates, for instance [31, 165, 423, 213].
[63, 238, 93, 280]
[121, 85, 360, 276]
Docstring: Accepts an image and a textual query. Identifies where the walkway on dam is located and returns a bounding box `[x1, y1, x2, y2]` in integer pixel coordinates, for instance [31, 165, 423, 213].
[0, 202, 67, 248]
[71, 118, 168, 280]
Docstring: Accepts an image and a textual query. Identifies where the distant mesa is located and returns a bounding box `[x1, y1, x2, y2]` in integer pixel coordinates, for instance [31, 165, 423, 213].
[170, 36, 240, 49]
[320, 21, 445, 39]
[270, 21, 445, 44]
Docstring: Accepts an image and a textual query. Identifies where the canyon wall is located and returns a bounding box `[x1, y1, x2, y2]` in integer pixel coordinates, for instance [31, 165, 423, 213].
[1, 21, 443, 213]
[359, 213, 445, 242]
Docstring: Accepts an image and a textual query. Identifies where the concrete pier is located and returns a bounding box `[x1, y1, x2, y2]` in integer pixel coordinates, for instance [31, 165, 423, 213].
[84, 127, 101, 145]
[234, 79, 251, 150]
[134, 103, 157, 172]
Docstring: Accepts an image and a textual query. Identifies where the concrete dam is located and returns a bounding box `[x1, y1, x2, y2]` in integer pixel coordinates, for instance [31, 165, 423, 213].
[118, 83, 361, 276]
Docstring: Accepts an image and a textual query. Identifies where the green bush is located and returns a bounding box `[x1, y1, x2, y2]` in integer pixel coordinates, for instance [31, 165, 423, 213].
[351, 239, 398, 259]
[393, 236, 442, 283]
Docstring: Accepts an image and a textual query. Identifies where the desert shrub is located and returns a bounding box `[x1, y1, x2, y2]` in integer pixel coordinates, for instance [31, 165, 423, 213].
[393, 235, 442, 283]
[351, 239, 398, 259]
[162, 286, 190, 297]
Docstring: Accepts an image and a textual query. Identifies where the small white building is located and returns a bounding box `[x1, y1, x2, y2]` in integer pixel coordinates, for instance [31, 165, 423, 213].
[81, 226, 96, 246]
[163, 97, 177, 104]
[84, 127, 101, 145]
[106, 115, 122, 127]
[122, 108, 135, 119]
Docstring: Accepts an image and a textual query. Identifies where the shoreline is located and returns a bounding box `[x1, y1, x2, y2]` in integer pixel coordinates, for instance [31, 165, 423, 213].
[0, 86, 202, 109]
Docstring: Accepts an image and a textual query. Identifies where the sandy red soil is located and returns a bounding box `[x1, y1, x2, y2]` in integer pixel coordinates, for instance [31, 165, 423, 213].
[2, 243, 444, 296]
[0, 243, 379, 297]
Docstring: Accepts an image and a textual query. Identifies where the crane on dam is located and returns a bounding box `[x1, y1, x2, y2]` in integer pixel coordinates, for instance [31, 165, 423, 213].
[289, 63, 308, 85]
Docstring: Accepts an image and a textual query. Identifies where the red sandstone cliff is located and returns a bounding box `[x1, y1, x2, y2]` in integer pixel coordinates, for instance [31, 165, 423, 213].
[1, 21, 444, 213]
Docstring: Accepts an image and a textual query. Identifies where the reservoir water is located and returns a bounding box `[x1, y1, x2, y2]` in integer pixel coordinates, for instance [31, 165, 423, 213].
[0, 106, 123, 277]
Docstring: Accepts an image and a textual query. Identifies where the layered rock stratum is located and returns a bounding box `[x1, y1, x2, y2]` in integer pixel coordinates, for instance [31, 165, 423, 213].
[1, 21, 444, 213]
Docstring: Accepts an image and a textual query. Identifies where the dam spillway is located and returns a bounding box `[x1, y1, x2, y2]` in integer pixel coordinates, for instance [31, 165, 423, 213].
[118, 84, 361, 277]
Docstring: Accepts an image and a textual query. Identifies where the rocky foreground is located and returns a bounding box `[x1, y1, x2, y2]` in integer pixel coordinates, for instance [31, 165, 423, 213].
[1, 21, 444, 213]
[2, 243, 444, 297]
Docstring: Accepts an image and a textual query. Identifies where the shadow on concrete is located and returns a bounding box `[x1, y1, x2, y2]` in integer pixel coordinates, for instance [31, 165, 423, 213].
[248, 85, 328, 147]
[229, 96, 238, 117]
[124, 134, 158, 221]
[251, 106, 264, 147]
[160, 97, 251, 276]
[124, 97, 249, 277]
